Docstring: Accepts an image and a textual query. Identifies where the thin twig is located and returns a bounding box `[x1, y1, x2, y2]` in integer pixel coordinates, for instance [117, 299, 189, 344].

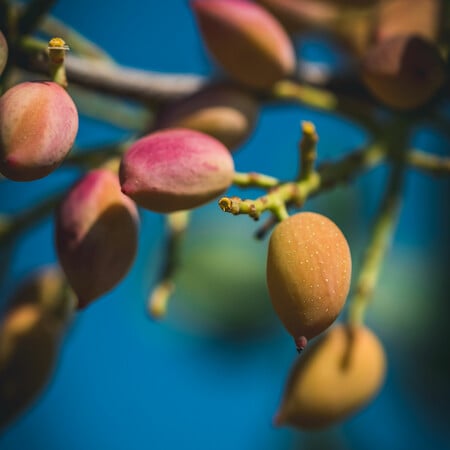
[219, 141, 387, 220]
[347, 161, 405, 325]
[407, 149, 450, 176]
[16, 41, 208, 102]
[232, 171, 280, 189]
[0, 192, 65, 246]
[147, 211, 190, 319]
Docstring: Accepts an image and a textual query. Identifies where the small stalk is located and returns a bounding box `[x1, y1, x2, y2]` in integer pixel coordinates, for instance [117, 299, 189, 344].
[232, 171, 279, 189]
[298, 121, 318, 181]
[219, 141, 386, 220]
[48, 36, 69, 88]
[348, 163, 404, 325]
[407, 150, 450, 176]
[147, 211, 190, 319]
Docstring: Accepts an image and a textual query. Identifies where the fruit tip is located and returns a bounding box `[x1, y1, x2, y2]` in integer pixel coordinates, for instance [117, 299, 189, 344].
[294, 335, 308, 354]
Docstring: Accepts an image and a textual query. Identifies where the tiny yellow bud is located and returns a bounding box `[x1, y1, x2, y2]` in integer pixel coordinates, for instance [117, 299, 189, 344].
[48, 37, 70, 51]
[301, 121, 315, 136]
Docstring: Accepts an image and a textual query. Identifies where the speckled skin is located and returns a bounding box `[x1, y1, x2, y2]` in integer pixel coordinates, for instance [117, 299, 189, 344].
[55, 169, 139, 309]
[192, 0, 295, 89]
[266, 212, 351, 340]
[0, 31, 7, 76]
[361, 35, 445, 110]
[156, 85, 259, 151]
[0, 81, 78, 181]
[120, 128, 235, 213]
[275, 324, 386, 429]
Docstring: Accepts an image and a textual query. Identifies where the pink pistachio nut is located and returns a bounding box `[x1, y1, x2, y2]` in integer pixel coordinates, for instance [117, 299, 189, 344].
[0, 81, 78, 181]
[191, 0, 296, 89]
[55, 169, 139, 309]
[0, 31, 7, 75]
[119, 128, 235, 213]
[156, 84, 259, 151]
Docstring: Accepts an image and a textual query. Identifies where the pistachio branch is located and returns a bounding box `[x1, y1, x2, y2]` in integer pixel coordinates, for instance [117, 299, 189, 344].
[272, 79, 338, 111]
[220, 141, 387, 220]
[68, 85, 153, 131]
[347, 161, 405, 325]
[16, 39, 208, 102]
[63, 141, 131, 169]
[0, 192, 64, 245]
[407, 149, 450, 176]
[16, 37, 381, 124]
[271, 79, 379, 133]
[148, 211, 190, 319]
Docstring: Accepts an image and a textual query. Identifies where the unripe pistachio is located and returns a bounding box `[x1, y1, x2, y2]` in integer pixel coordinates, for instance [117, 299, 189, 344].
[156, 85, 259, 151]
[375, 0, 441, 44]
[9, 266, 76, 324]
[0, 31, 7, 75]
[120, 128, 235, 213]
[0, 81, 78, 181]
[275, 324, 386, 429]
[0, 304, 60, 429]
[191, 0, 296, 89]
[361, 34, 445, 110]
[55, 169, 139, 309]
[266, 212, 351, 342]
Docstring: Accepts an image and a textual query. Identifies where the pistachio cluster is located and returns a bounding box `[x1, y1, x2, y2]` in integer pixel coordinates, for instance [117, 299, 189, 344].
[0, 0, 448, 434]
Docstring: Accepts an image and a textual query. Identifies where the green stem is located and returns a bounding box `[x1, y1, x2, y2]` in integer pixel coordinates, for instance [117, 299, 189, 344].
[272, 203, 289, 222]
[299, 121, 318, 180]
[64, 141, 131, 169]
[48, 37, 69, 87]
[148, 211, 190, 319]
[16, 39, 207, 102]
[407, 149, 450, 176]
[0, 192, 64, 246]
[220, 141, 387, 220]
[272, 79, 338, 111]
[271, 79, 379, 134]
[348, 162, 404, 325]
[68, 85, 153, 131]
[232, 171, 279, 189]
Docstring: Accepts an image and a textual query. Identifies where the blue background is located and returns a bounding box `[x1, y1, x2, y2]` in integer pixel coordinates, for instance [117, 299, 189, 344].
[1, 1, 450, 449]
